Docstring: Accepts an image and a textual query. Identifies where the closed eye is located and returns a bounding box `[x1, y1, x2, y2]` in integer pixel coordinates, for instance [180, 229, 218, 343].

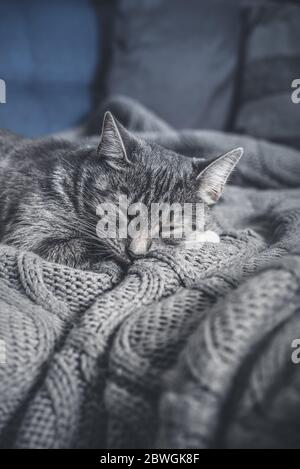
[160, 223, 184, 244]
[163, 238, 182, 246]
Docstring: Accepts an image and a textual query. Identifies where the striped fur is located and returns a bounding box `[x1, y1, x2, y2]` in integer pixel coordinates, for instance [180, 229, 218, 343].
[0, 114, 242, 269]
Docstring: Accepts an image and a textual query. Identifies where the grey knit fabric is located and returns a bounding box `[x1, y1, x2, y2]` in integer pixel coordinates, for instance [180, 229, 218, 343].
[1, 98, 300, 448]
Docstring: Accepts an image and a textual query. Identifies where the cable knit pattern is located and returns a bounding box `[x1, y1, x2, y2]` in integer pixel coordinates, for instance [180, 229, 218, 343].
[1, 98, 300, 448]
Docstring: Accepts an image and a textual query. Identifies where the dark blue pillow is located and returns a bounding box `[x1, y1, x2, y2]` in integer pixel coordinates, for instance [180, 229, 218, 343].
[0, 0, 101, 137]
[108, 0, 241, 130]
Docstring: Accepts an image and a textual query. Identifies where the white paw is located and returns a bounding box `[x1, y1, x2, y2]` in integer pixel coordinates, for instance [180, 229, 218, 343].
[184, 230, 220, 248]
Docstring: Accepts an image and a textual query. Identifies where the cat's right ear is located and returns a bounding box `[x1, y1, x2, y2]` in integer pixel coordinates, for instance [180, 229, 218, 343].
[97, 112, 132, 169]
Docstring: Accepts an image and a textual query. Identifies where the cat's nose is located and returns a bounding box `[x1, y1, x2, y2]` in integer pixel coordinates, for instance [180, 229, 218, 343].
[127, 238, 152, 260]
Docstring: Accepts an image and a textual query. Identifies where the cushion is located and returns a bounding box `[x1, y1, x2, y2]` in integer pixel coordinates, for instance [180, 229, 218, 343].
[107, 0, 242, 130]
[233, 3, 300, 150]
[0, 0, 101, 137]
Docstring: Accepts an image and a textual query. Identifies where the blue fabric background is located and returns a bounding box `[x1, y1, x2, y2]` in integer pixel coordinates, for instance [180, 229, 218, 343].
[108, 0, 241, 131]
[0, 0, 100, 137]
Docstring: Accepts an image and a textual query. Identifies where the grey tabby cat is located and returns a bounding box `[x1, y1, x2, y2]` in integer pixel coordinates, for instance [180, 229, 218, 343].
[0, 112, 243, 270]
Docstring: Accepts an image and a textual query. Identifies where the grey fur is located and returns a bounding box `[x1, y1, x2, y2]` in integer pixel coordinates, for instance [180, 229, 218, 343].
[0, 115, 241, 269]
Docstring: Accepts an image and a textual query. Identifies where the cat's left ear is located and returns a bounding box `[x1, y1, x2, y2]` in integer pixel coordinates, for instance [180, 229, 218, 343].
[97, 111, 133, 169]
[196, 147, 244, 205]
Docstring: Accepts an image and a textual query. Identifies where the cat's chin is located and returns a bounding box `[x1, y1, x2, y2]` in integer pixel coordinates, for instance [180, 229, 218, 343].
[111, 253, 132, 267]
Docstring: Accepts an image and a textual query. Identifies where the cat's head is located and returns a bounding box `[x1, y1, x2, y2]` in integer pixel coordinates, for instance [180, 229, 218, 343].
[81, 112, 243, 265]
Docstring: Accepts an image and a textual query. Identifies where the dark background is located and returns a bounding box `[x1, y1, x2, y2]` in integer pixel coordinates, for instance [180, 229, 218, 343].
[0, 0, 299, 151]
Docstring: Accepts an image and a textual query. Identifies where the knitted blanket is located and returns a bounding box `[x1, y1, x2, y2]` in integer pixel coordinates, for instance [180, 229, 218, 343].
[1, 97, 300, 449]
